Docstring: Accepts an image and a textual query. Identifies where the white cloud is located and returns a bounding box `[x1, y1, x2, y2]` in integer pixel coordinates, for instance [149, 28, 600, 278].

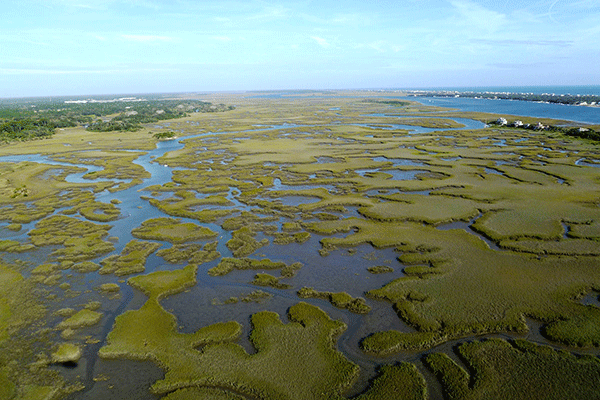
[214, 17, 231, 23]
[0, 68, 113, 75]
[213, 36, 232, 42]
[121, 34, 174, 43]
[331, 13, 372, 26]
[245, 5, 288, 22]
[0, 64, 175, 75]
[311, 36, 329, 48]
[473, 38, 573, 47]
[450, 0, 507, 33]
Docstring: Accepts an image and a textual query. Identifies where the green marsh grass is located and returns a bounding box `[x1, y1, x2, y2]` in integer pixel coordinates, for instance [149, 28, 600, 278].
[131, 217, 217, 243]
[425, 338, 600, 400]
[57, 309, 102, 330]
[28, 215, 114, 262]
[99, 240, 161, 276]
[298, 287, 371, 314]
[208, 257, 294, 276]
[157, 241, 220, 264]
[2, 91, 600, 398]
[51, 343, 82, 364]
[251, 273, 291, 289]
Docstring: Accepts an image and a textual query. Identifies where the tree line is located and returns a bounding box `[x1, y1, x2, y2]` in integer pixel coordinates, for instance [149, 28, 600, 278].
[0, 97, 234, 142]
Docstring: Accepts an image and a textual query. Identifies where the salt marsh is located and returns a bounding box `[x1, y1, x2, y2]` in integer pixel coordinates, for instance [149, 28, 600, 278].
[1, 91, 599, 400]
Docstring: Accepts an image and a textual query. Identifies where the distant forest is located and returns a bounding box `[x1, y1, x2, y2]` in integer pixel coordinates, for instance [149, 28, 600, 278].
[0, 96, 233, 142]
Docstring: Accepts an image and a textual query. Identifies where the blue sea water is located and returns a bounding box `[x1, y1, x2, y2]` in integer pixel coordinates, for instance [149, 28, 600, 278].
[403, 86, 600, 96]
[403, 96, 600, 125]
[393, 85, 600, 124]
[251, 86, 600, 124]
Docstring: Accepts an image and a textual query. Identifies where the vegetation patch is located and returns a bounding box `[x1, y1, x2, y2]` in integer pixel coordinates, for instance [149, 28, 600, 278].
[221, 212, 280, 231]
[271, 231, 311, 245]
[226, 226, 269, 257]
[131, 217, 217, 243]
[157, 241, 220, 264]
[153, 131, 176, 140]
[148, 191, 234, 222]
[51, 343, 82, 364]
[240, 290, 273, 303]
[7, 223, 21, 231]
[71, 261, 101, 273]
[359, 193, 481, 225]
[28, 215, 114, 262]
[251, 273, 291, 289]
[99, 240, 161, 276]
[367, 265, 394, 274]
[102, 285, 358, 400]
[307, 217, 600, 352]
[77, 200, 121, 222]
[425, 338, 600, 400]
[208, 257, 301, 277]
[361, 330, 445, 355]
[0, 118, 56, 142]
[162, 387, 246, 400]
[97, 283, 120, 293]
[0, 239, 35, 253]
[298, 287, 371, 314]
[0, 263, 80, 398]
[354, 363, 427, 400]
[57, 309, 102, 330]
[4, 91, 600, 399]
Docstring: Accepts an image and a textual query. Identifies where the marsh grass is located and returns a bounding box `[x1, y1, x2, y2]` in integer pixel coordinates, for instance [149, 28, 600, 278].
[425, 338, 600, 400]
[99, 240, 161, 276]
[251, 273, 291, 289]
[102, 278, 359, 399]
[57, 309, 102, 330]
[28, 215, 114, 262]
[149, 192, 234, 223]
[51, 343, 82, 364]
[367, 265, 394, 274]
[157, 241, 220, 264]
[103, 266, 362, 399]
[97, 283, 120, 293]
[226, 226, 269, 257]
[53, 151, 150, 190]
[0, 239, 34, 253]
[0, 263, 80, 398]
[2, 92, 600, 399]
[298, 287, 371, 314]
[307, 218, 600, 353]
[162, 387, 246, 400]
[131, 217, 217, 243]
[77, 201, 121, 222]
[71, 261, 100, 273]
[240, 289, 273, 303]
[208, 257, 299, 277]
[354, 363, 427, 400]
[271, 231, 311, 245]
[360, 193, 481, 225]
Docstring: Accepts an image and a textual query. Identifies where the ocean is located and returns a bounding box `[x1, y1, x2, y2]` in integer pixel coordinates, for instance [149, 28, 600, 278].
[402, 86, 600, 96]
[398, 86, 600, 125]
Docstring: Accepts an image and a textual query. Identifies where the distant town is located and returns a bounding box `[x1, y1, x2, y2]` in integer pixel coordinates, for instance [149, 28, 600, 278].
[63, 97, 147, 104]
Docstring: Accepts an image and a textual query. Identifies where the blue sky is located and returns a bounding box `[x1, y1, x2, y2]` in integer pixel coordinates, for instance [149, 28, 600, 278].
[1, 0, 599, 97]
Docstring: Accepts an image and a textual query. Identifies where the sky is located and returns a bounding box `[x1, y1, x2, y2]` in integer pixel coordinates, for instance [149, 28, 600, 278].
[1, 0, 599, 97]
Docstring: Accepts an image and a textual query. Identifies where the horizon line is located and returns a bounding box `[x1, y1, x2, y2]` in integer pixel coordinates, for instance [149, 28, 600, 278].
[2, 85, 600, 101]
